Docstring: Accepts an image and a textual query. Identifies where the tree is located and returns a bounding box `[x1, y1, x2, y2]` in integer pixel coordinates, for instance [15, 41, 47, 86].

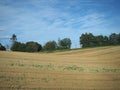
[11, 41, 42, 52]
[58, 38, 71, 49]
[80, 33, 120, 48]
[118, 33, 120, 44]
[80, 33, 95, 47]
[109, 33, 119, 45]
[102, 36, 109, 46]
[11, 42, 25, 51]
[43, 41, 57, 51]
[0, 43, 6, 51]
[25, 41, 42, 52]
[95, 35, 108, 46]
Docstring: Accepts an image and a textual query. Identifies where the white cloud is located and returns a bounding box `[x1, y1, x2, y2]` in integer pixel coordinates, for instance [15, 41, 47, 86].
[0, 0, 119, 48]
[80, 13, 105, 28]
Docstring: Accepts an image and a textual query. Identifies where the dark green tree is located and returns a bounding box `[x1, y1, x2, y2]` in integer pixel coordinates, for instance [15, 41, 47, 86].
[102, 36, 109, 46]
[11, 41, 42, 52]
[80, 33, 95, 47]
[58, 38, 71, 49]
[25, 41, 42, 52]
[11, 42, 21, 51]
[0, 43, 6, 51]
[43, 41, 57, 51]
[80, 33, 120, 48]
[118, 33, 120, 44]
[11, 41, 26, 51]
[109, 33, 119, 45]
[95, 35, 109, 46]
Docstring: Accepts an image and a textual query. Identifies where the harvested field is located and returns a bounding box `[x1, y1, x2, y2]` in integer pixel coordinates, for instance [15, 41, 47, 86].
[0, 46, 120, 90]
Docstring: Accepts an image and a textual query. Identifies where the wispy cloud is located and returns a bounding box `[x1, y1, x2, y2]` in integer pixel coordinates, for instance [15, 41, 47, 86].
[80, 13, 105, 28]
[0, 0, 119, 48]
[0, 0, 109, 40]
[0, 0, 106, 31]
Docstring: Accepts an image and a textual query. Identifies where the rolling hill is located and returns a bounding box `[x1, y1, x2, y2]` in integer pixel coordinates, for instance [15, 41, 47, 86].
[0, 46, 120, 90]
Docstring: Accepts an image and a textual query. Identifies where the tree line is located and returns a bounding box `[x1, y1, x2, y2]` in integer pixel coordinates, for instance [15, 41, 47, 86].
[0, 33, 120, 52]
[9, 34, 71, 52]
[80, 33, 120, 48]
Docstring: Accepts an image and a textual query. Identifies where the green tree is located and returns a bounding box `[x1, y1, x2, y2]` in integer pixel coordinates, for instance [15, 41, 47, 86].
[80, 33, 94, 47]
[94, 35, 109, 46]
[11, 41, 42, 52]
[11, 42, 21, 51]
[109, 33, 119, 45]
[80, 33, 120, 48]
[25, 41, 42, 52]
[44, 41, 57, 51]
[0, 43, 6, 51]
[19, 43, 26, 52]
[11, 41, 26, 51]
[118, 33, 120, 44]
[58, 38, 71, 49]
[103, 36, 109, 46]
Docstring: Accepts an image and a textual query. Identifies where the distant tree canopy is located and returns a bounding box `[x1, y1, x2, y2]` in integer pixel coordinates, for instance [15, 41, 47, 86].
[11, 41, 42, 52]
[0, 43, 6, 51]
[26, 41, 42, 52]
[43, 41, 57, 51]
[109, 33, 120, 45]
[80, 33, 120, 48]
[9, 33, 120, 52]
[9, 34, 72, 52]
[58, 38, 71, 49]
[11, 42, 24, 51]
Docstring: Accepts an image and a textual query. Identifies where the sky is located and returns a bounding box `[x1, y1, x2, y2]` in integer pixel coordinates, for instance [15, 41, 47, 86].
[0, 0, 120, 48]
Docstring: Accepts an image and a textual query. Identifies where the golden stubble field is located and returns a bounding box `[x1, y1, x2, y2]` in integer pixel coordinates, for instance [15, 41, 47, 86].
[0, 46, 120, 90]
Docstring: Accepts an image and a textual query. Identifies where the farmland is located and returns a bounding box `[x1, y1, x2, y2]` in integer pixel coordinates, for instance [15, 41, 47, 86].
[0, 46, 120, 90]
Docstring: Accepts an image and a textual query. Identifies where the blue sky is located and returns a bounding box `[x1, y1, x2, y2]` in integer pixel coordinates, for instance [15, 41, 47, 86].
[0, 0, 120, 48]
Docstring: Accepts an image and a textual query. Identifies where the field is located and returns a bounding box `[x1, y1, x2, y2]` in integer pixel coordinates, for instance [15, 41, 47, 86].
[0, 46, 120, 90]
